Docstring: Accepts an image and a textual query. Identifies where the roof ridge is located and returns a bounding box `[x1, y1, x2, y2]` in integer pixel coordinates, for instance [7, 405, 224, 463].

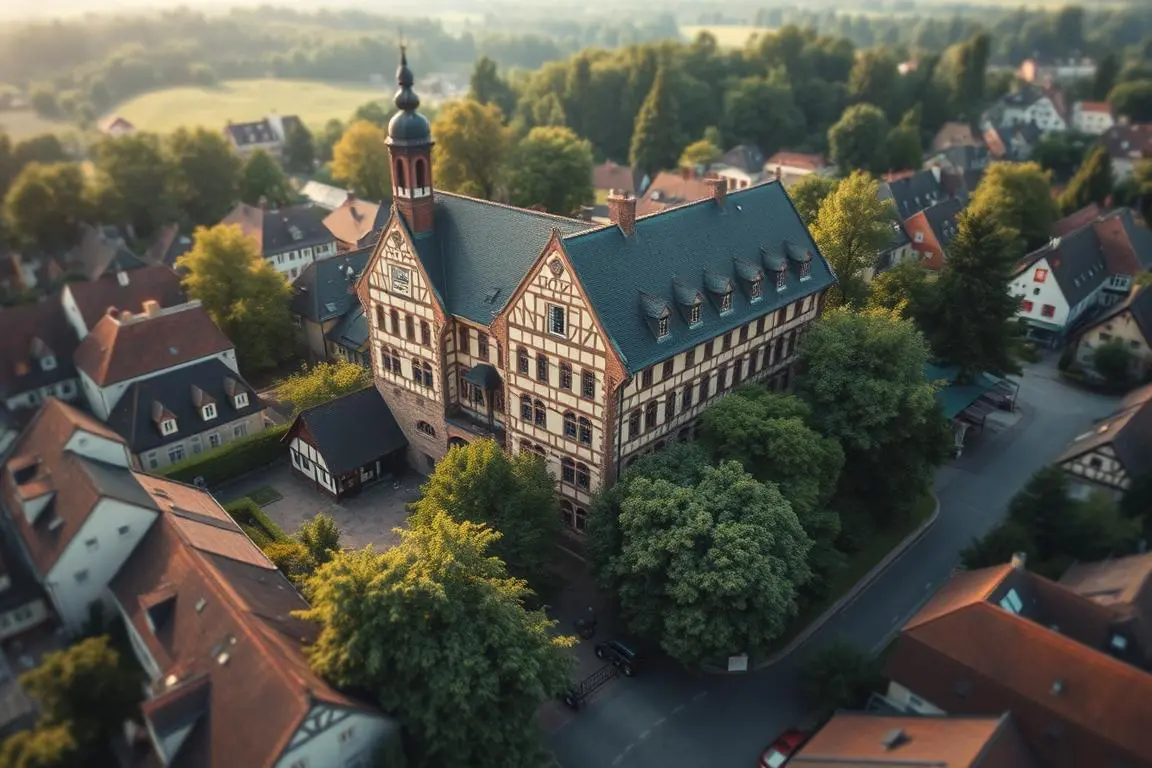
[633, 178, 784, 225]
[434, 189, 590, 227]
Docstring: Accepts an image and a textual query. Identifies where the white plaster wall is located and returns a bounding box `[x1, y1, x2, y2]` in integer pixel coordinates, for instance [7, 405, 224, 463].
[274, 709, 395, 768]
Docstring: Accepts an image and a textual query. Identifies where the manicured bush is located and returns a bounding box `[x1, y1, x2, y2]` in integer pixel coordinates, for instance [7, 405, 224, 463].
[225, 497, 288, 543]
[160, 424, 288, 486]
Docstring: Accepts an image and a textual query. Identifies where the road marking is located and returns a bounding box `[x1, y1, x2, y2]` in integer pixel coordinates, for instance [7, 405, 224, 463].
[671, 705, 685, 715]
[640, 730, 651, 740]
[653, 717, 666, 728]
[693, 691, 709, 702]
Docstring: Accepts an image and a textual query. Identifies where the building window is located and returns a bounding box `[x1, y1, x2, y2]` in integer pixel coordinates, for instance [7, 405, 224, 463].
[732, 358, 743, 386]
[421, 321, 431, 346]
[339, 726, 356, 744]
[665, 391, 676, 421]
[561, 457, 576, 484]
[657, 315, 670, 339]
[1041, 304, 1056, 318]
[799, 261, 811, 280]
[581, 371, 596, 399]
[233, 392, 249, 409]
[412, 358, 422, 384]
[685, 349, 695, 367]
[75, 570, 89, 584]
[681, 384, 693, 411]
[118, 525, 130, 536]
[575, 506, 587, 532]
[537, 354, 549, 383]
[517, 348, 529, 375]
[168, 445, 186, 463]
[688, 302, 702, 325]
[548, 305, 567, 336]
[202, 403, 217, 421]
[459, 326, 470, 352]
[776, 269, 787, 291]
[421, 362, 434, 388]
[662, 360, 674, 379]
[417, 421, 436, 437]
[390, 309, 400, 335]
[999, 588, 1024, 614]
[699, 375, 710, 401]
[533, 399, 546, 427]
[722, 332, 732, 351]
[233, 423, 248, 438]
[560, 500, 575, 527]
[159, 418, 177, 436]
[494, 390, 504, 412]
[628, 410, 641, 439]
[147, 452, 159, 469]
[374, 305, 386, 329]
[756, 316, 766, 335]
[477, 333, 489, 360]
[720, 291, 733, 312]
[520, 395, 532, 421]
[750, 279, 762, 300]
[575, 463, 590, 490]
[405, 314, 415, 340]
[1020, 299, 1034, 313]
[559, 362, 573, 390]
[739, 325, 749, 344]
[718, 363, 729, 391]
[641, 368, 653, 389]
[1034, 268, 1048, 283]
[208, 432, 221, 448]
[85, 538, 98, 552]
[704, 341, 714, 360]
[578, 417, 592, 445]
[645, 401, 658, 431]
[564, 411, 577, 438]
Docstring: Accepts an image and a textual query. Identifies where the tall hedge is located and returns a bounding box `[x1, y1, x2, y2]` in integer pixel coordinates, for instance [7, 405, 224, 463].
[160, 423, 288, 486]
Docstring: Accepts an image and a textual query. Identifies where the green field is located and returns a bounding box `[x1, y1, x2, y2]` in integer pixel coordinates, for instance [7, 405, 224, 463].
[0, 108, 72, 140]
[680, 24, 773, 48]
[106, 79, 393, 134]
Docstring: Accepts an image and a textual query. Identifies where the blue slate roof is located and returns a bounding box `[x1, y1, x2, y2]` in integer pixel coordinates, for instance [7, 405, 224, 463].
[562, 182, 835, 373]
[290, 247, 371, 323]
[286, 387, 406, 475]
[326, 305, 368, 351]
[410, 193, 592, 325]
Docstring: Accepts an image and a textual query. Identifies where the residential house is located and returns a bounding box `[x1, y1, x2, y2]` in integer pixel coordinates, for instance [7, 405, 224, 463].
[143, 223, 194, 269]
[1060, 552, 1152, 664]
[55, 223, 148, 283]
[218, 202, 338, 281]
[879, 167, 947, 221]
[711, 144, 766, 190]
[996, 85, 1068, 133]
[223, 113, 303, 158]
[1018, 56, 1097, 85]
[327, 306, 370, 367]
[791, 712, 1036, 766]
[323, 195, 384, 252]
[0, 300, 82, 414]
[0, 397, 403, 764]
[983, 123, 1043, 162]
[930, 121, 983, 153]
[1009, 226, 1111, 345]
[1071, 101, 1115, 135]
[904, 198, 963, 270]
[301, 180, 357, 212]
[1052, 204, 1103, 237]
[873, 221, 915, 277]
[1073, 286, 1152, 380]
[883, 557, 1152, 767]
[73, 301, 265, 470]
[592, 161, 646, 200]
[635, 169, 717, 216]
[60, 264, 185, 340]
[1054, 382, 1152, 499]
[97, 116, 135, 137]
[764, 151, 832, 188]
[290, 247, 372, 363]
[283, 387, 407, 499]
[1101, 123, 1152, 181]
[925, 144, 990, 177]
[359, 52, 834, 534]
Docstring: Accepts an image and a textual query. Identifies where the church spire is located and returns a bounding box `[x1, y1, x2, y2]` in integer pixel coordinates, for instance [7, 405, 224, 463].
[387, 44, 431, 146]
[387, 45, 435, 234]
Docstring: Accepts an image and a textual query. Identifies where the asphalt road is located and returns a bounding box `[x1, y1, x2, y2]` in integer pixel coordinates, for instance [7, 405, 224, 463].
[548, 359, 1119, 768]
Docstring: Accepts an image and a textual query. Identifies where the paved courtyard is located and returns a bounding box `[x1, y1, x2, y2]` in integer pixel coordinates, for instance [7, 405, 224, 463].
[215, 462, 424, 548]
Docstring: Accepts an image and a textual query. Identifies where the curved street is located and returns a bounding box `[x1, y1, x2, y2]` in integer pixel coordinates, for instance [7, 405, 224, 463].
[547, 358, 1120, 768]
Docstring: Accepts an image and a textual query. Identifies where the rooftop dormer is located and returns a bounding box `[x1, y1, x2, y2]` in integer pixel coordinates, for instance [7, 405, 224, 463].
[762, 246, 787, 291]
[639, 293, 672, 341]
[703, 269, 734, 315]
[191, 386, 217, 421]
[785, 241, 813, 281]
[672, 278, 704, 327]
[733, 258, 764, 302]
[152, 401, 178, 437]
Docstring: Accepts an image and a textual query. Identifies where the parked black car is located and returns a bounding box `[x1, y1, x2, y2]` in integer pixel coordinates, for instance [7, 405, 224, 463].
[594, 639, 637, 676]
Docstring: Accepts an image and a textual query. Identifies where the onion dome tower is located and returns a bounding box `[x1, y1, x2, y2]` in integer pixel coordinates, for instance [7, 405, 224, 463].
[387, 46, 435, 234]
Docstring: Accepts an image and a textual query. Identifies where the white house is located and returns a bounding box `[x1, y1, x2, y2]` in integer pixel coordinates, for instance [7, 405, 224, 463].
[1055, 384, 1152, 500]
[1071, 101, 1116, 136]
[1102, 123, 1152, 182]
[60, 265, 186, 341]
[998, 86, 1067, 133]
[1009, 228, 1110, 346]
[218, 202, 339, 281]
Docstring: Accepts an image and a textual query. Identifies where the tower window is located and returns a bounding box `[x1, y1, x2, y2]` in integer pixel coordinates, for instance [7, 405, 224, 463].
[415, 158, 428, 188]
[395, 159, 407, 189]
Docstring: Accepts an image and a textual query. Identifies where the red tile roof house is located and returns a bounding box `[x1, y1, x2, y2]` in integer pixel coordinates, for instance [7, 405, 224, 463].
[1101, 123, 1152, 182]
[0, 398, 401, 765]
[882, 555, 1152, 767]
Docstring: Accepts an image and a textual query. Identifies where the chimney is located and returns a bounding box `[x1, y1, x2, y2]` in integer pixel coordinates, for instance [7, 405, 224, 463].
[607, 192, 636, 237]
[1011, 551, 1027, 571]
[119, 310, 133, 323]
[142, 300, 161, 318]
[705, 177, 727, 208]
[116, 270, 129, 287]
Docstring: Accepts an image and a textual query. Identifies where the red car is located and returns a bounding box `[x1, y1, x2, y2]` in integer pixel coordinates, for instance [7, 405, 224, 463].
[759, 728, 809, 768]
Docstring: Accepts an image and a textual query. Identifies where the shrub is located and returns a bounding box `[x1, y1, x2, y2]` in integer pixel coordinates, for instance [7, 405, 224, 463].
[225, 497, 288, 543]
[1093, 339, 1134, 388]
[161, 424, 288, 486]
[798, 640, 885, 713]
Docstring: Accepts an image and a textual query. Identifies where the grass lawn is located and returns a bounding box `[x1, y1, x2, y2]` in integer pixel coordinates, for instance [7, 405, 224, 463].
[0, 108, 73, 140]
[106, 79, 393, 134]
[680, 24, 773, 48]
[768, 491, 937, 652]
[249, 485, 284, 507]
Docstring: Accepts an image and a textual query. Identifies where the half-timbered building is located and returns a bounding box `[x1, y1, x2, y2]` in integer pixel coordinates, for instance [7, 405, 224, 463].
[1055, 383, 1152, 499]
[357, 50, 836, 534]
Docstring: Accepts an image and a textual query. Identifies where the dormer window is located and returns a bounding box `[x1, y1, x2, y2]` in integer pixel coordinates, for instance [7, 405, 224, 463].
[639, 292, 673, 341]
[40, 356, 56, 372]
[672, 279, 705, 328]
[750, 279, 762, 299]
[234, 392, 249, 409]
[201, 403, 217, 421]
[719, 291, 732, 312]
[704, 270, 735, 315]
[161, 419, 178, 436]
[761, 246, 787, 292]
[785, 240, 814, 285]
[657, 315, 670, 339]
[688, 303, 701, 325]
[734, 258, 764, 303]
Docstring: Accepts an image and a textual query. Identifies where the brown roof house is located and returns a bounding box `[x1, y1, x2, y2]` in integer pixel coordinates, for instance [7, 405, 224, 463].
[635, 169, 718, 216]
[97, 115, 136, 137]
[1101, 123, 1152, 181]
[1054, 381, 1152, 500]
[883, 557, 1152, 767]
[790, 712, 1036, 767]
[72, 301, 266, 471]
[60, 264, 186, 340]
[322, 194, 383, 252]
[764, 151, 832, 188]
[218, 202, 337, 282]
[0, 299, 82, 415]
[143, 223, 194, 269]
[592, 160, 647, 199]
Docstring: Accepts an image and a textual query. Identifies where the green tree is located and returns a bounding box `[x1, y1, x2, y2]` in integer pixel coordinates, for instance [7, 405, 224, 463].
[1094, 338, 1134, 387]
[264, 539, 318, 585]
[239, 148, 293, 207]
[1058, 145, 1113, 214]
[20, 636, 140, 749]
[1108, 80, 1152, 123]
[794, 306, 950, 522]
[299, 516, 574, 768]
[847, 49, 899, 117]
[1093, 53, 1121, 102]
[1004, 466, 1080, 570]
[865, 259, 935, 322]
[629, 66, 683, 178]
[922, 209, 1022, 379]
[316, 118, 345, 164]
[282, 121, 316, 174]
[350, 101, 390, 128]
[678, 138, 722, 169]
[606, 460, 813, 664]
[431, 99, 508, 200]
[1031, 131, 1090, 183]
[468, 56, 517, 120]
[3, 162, 88, 249]
[960, 519, 1037, 570]
[798, 640, 884, 712]
[828, 103, 890, 175]
[90, 132, 173, 237]
[719, 76, 803, 157]
[788, 175, 839, 224]
[164, 127, 241, 226]
[810, 171, 896, 307]
[331, 120, 392, 202]
[410, 439, 559, 587]
[0, 724, 79, 768]
[12, 134, 66, 168]
[0, 133, 15, 203]
[509, 126, 593, 216]
[276, 360, 370, 413]
[968, 162, 1058, 251]
[948, 32, 991, 119]
[177, 224, 296, 371]
[529, 93, 568, 128]
[28, 85, 59, 118]
[297, 512, 342, 565]
[884, 124, 922, 172]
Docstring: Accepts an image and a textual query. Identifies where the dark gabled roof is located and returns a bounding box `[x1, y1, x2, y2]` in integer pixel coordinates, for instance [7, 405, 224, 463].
[1118, 208, 1152, 271]
[718, 144, 765, 174]
[1055, 393, 1152, 476]
[923, 198, 963, 248]
[410, 193, 592, 325]
[1081, 286, 1152, 346]
[356, 204, 391, 250]
[1014, 225, 1109, 309]
[0, 299, 79, 398]
[1101, 124, 1152, 161]
[285, 387, 406, 475]
[880, 169, 945, 220]
[105, 359, 262, 455]
[64, 223, 148, 281]
[1003, 84, 1046, 108]
[562, 181, 835, 373]
[144, 224, 194, 269]
[218, 203, 334, 256]
[326, 306, 368, 351]
[290, 247, 371, 323]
